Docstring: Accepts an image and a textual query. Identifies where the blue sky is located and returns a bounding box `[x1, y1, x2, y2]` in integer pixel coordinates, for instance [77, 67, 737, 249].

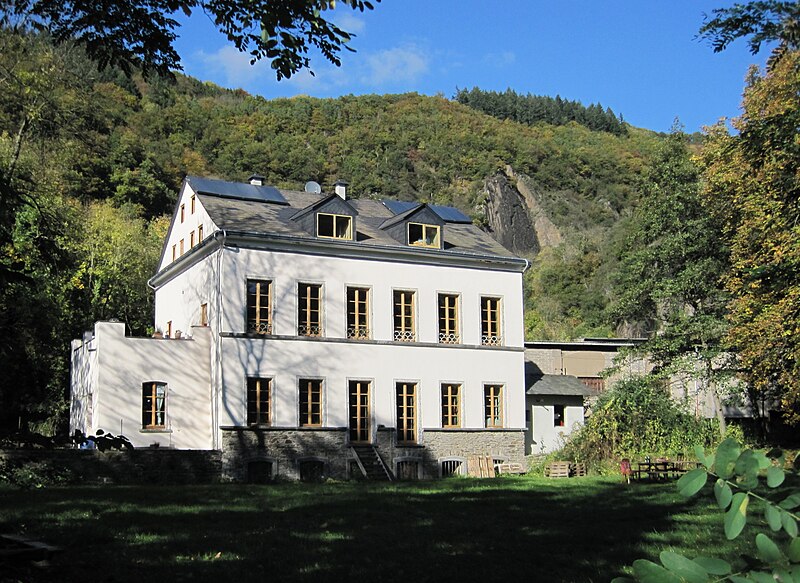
[174, 1, 770, 133]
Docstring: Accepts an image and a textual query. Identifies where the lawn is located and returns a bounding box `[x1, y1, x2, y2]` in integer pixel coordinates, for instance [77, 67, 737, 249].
[0, 476, 756, 583]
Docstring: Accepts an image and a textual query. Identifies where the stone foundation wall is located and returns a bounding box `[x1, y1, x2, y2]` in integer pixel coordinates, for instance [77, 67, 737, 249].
[221, 427, 525, 481]
[0, 449, 222, 485]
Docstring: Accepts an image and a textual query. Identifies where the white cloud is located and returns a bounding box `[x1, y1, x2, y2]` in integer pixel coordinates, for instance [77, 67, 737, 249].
[198, 45, 267, 88]
[482, 51, 516, 67]
[333, 12, 366, 35]
[362, 45, 429, 87]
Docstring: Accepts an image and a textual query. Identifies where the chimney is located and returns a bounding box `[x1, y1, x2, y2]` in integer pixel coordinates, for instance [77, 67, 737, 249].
[248, 174, 265, 186]
[334, 179, 349, 199]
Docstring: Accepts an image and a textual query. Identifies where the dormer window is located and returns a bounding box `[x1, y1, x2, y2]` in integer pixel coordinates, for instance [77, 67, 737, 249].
[408, 222, 440, 248]
[317, 213, 352, 240]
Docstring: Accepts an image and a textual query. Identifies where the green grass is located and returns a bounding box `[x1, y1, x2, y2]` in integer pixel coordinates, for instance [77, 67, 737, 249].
[0, 476, 760, 582]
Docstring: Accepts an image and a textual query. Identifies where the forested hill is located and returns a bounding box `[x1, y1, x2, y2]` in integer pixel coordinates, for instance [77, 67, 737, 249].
[1, 31, 665, 431]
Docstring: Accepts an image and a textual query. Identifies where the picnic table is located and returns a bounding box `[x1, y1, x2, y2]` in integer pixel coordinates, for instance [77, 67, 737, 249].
[633, 458, 698, 481]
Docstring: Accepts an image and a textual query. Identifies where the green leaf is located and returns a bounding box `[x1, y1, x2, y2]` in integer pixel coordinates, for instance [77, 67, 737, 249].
[754, 451, 771, 470]
[756, 533, 785, 564]
[715, 438, 741, 479]
[782, 511, 799, 538]
[724, 492, 749, 540]
[789, 537, 800, 563]
[692, 556, 731, 575]
[774, 568, 795, 583]
[748, 572, 777, 583]
[632, 559, 682, 583]
[766, 503, 783, 531]
[694, 445, 708, 467]
[728, 576, 750, 583]
[780, 493, 800, 510]
[715, 479, 733, 510]
[767, 466, 786, 488]
[659, 551, 709, 583]
[678, 468, 708, 498]
[735, 450, 760, 488]
[610, 578, 635, 583]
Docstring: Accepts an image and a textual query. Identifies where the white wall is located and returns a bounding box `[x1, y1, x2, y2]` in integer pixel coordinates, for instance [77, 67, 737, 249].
[158, 183, 213, 273]
[527, 395, 585, 455]
[71, 321, 213, 449]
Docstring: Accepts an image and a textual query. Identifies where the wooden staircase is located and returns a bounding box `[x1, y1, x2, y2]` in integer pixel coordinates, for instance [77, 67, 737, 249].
[350, 444, 394, 481]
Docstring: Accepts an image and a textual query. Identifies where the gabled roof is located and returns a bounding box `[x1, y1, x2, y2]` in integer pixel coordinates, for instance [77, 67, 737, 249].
[379, 202, 443, 230]
[291, 193, 359, 221]
[185, 176, 519, 261]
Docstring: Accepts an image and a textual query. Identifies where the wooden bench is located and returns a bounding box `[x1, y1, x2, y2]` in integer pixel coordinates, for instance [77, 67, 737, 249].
[544, 461, 571, 478]
[495, 462, 526, 475]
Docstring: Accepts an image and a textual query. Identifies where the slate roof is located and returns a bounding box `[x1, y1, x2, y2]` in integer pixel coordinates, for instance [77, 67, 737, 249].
[189, 176, 518, 260]
[525, 359, 595, 397]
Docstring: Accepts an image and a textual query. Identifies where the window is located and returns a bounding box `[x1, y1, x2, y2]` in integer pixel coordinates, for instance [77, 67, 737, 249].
[298, 283, 323, 336]
[198, 224, 204, 242]
[408, 222, 440, 248]
[349, 380, 371, 442]
[396, 460, 419, 481]
[171, 244, 177, 261]
[190, 194, 196, 214]
[347, 286, 370, 339]
[579, 377, 605, 392]
[180, 204, 185, 223]
[396, 382, 417, 444]
[441, 458, 465, 477]
[317, 213, 352, 240]
[484, 384, 503, 428]
[554, 404, 565, 427]
[166, 321, 172, 338]
[299, 379, 322, 427]
[179, 239, 184, 255]
[438, 293, 460, 344]
[481, 296, 502, 346]
[393, 290, 416, 342]
[247, 279, 272, 334]
[190, 231, 195, 248]
[200, 303, 208, 326]
[247, 377, 271, 426]
[142, 382, 166, 429]
[441, 383, 461, 428]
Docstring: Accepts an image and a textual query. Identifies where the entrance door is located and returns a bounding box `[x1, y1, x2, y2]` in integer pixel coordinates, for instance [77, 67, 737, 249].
[349, 380, 371, 443]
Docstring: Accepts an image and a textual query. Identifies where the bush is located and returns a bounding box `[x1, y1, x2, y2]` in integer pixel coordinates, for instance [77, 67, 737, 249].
[559, 376, 723, 468]
[0, 459, 74, 488]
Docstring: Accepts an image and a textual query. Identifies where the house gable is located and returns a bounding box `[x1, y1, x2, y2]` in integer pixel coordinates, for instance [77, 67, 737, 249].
[291, 194, 359, 241]
[380, 204, 446, 250]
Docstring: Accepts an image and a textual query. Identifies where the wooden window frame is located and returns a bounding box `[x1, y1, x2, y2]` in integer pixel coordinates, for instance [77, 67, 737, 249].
[348, 379, 371, 443]
[190, 194, 196, 214]
[247, 377, 272, 426]
[480, 296, 503, 346]
[142, 382, 167, 429]
[438, 293, 460, 344]
[179, 239, 184, 255]
[166, 321, 172, 338]
[198, 224, 204, 242]
[190, 230, 195, 248]
[393, 289, 416, 342]
[316, 212, 352, 240]
[346, 286, 370, 340]
[171, 244, 177, 261]
[298, 283, 323, 336]
[408, 222, 440, 248]
[395, 382, 417, 444]
[246, 279, 272, 334]
[299, 378, 323, 427]
[441, 383, 461, 428]
[200, 303, 208, 326]
[180, 204, 185, 223]
[484, 384, 504, 428]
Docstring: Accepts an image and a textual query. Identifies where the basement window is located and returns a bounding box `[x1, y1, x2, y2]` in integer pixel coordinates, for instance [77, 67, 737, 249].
[317, 213, 352, 240]
[408, 222, 440, 248]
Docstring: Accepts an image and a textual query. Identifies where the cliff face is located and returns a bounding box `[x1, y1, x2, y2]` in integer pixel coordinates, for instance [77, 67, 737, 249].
[482, 166, 562, 257]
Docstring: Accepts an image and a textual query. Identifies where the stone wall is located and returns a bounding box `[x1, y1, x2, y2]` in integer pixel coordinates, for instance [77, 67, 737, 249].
[421, 429, 526, 477]
[0, 449, 222, 485]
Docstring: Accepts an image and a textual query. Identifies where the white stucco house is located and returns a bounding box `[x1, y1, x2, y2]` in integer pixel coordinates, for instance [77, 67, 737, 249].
[70, 175, 530, 480]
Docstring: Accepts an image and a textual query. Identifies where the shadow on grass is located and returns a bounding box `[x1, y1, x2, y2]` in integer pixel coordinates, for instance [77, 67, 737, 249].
[0, 477, 725, 583]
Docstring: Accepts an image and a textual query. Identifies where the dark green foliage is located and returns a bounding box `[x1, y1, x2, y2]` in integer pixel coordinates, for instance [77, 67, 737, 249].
[561, 376, 722, 465]
[3, 0, 379, 79]
[455, 86, 627, 135]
